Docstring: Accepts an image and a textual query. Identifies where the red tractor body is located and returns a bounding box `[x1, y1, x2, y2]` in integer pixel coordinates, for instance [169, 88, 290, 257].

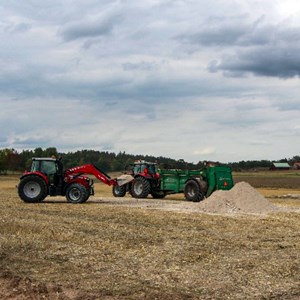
[18, 157, 119, 203]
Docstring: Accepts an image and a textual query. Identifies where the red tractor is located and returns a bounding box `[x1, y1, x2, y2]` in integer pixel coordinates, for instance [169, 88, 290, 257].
[112, 160, 165, 199]
[18, 157, 130, 203]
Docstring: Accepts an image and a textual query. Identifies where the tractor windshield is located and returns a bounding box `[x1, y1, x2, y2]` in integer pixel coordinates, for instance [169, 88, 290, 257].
[31, 160, 57, 175]
[31, 160, 40, 172]
[133, 163, 156, 174]
[41, 161, 57, 175]
[147, 164, 156, 174]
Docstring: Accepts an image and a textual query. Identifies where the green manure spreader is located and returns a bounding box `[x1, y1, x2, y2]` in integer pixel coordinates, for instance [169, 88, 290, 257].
[112, 160, 234, 202]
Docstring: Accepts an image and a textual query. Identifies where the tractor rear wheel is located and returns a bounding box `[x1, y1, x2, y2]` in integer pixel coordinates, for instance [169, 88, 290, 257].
[184, 180, 204, 202]
[18, 175, 48, 203]
[66, 183, 88, 204]
[131, 177, 150, 198]
[112, 185, 126, 197]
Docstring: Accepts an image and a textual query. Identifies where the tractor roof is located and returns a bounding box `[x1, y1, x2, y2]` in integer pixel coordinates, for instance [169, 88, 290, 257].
[32, 157, 57, 162]
[134, 160, 157, 165]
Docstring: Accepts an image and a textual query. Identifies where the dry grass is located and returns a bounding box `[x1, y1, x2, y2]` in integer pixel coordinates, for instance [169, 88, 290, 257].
[234, 171, 300, 189]
[0, 174, 299, 299]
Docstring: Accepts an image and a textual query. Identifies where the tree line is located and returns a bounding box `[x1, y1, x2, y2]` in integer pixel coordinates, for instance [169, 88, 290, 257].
[0, 147, 200, 173]
[0, 147, 299, 174]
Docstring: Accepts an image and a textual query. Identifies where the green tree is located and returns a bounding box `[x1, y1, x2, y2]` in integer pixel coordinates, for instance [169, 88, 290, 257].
[0, 148, 21, 172]
[96, 158, 110, 172]
[44, 147, 58, 157]
[34, 147, 44, 157]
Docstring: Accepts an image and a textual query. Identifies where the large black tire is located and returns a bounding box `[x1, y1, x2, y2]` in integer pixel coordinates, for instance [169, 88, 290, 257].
[66, 183, 88, 204]
[151, 191, 166, 199]
[112, 185, 126, 197]
[131, 177, 151, 198]
[82, 194, 90, 203]
[18, 175, 48, 203]
[184, 180, 204, 202]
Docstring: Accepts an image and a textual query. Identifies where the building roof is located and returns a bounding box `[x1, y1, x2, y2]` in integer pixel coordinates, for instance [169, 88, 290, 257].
[272, 162, 290, 168]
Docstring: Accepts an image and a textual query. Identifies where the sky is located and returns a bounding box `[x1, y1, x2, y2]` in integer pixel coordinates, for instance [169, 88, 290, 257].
[0, 0, 300, 163]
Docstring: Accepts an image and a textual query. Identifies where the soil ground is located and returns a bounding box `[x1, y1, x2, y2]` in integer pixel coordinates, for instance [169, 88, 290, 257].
[0, 172, 300, 299]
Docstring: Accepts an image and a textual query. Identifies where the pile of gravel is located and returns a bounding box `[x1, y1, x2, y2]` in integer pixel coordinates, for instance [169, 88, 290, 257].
[199, 181, 278, 214]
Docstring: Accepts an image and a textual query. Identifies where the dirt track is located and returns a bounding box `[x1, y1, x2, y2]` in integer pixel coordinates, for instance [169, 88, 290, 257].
[87, 182, 300, 215]
[88, 196, 298, 214]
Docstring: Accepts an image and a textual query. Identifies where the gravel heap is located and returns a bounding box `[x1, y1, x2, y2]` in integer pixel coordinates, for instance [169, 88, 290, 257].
[199, 181, 278, 214]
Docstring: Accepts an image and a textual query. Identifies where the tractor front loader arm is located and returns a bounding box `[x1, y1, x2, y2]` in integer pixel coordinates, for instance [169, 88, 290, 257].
[66, 164, 117, 186]
[65, 164, 134, 186]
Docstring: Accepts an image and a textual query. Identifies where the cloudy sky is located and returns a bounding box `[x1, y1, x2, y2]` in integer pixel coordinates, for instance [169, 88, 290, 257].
[1, 0, 300, 163]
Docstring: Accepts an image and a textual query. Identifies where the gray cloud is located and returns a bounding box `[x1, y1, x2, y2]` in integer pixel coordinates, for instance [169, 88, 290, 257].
[60, 16, 118, 41]
[122, 61, 162, 71]
[5, 22, 32, 33]
[178, 15, 300, 78]
[211, 46, 300, 78]
[0, 0, 300, 162]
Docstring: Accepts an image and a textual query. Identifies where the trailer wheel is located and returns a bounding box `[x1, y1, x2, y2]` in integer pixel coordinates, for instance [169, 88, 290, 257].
[112, 185, 126, 197]
[66, 183, 88, 204]
[18, 175, 48, 203]
[131, 177, 150, 198]
[184, 180, 204, 202]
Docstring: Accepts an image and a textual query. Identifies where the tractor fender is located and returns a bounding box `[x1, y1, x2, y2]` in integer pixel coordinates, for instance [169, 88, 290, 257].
[134, 174, 154, 180]
[20, 171, 49, 185]
[186, 177, 208, 193]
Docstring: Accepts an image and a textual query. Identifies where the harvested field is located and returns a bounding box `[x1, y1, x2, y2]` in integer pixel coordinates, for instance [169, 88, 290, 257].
[234, 170, 300, 189]
[0, 174, 300, 299]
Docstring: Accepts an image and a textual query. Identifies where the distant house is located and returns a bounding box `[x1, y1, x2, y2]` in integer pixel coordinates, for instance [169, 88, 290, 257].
[269, 162, 291, 170]
[293, 162, 300, 170]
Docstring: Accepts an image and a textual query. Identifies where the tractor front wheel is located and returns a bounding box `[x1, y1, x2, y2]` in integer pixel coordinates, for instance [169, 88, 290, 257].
[66, 183, 88, 204]
[112, 184, 126, 197]
[18, 175, 48, 203]
[131, 177, 150, 198]
[184, 180, 204, 202]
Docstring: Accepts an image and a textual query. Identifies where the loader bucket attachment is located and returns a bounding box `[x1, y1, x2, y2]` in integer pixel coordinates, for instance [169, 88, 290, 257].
[116, 174, 134, 186]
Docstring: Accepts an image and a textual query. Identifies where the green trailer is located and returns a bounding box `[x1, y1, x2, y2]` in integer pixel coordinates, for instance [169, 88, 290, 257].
[158, 165, 234, 202]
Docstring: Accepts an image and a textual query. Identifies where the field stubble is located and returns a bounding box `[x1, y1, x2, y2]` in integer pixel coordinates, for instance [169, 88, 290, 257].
[0, 173, 299, 299]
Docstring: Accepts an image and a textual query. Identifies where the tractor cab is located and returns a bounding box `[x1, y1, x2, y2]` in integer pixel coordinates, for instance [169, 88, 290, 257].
[32, 158, 57, 173]
[133, 160, 157, 176]
[31, 157, 63, 187]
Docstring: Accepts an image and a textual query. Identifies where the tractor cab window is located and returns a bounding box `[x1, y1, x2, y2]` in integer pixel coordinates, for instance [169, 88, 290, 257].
[31, 160, 57, 175]
[133, 164, 141, 174]
[133, 164, 148, 174]
[141, 164, 148, 173]
[40, 161, 58, 185]
[31, 160, 58, 184]
[147, 164, 156, 174]
[133, 163, 157, 174]
[31, 160, 40, 172]
[41, 161, 57, 175]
